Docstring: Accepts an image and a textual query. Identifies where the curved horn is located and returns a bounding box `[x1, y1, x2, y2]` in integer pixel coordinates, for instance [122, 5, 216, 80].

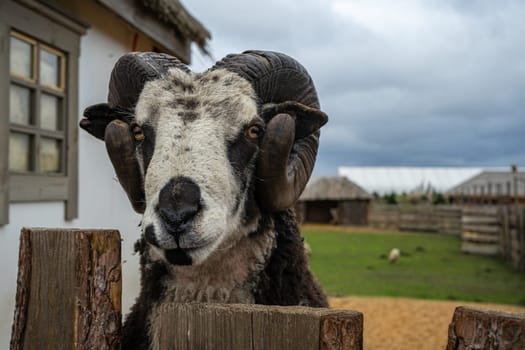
[212, 51, 327, 211]
[85, 52, 188, 213]
[108, 52, 189, 112]
[105, 119, 145, 213]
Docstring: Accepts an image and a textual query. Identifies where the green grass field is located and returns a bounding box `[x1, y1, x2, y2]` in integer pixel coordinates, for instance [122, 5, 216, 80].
[302, 226, 525, 305]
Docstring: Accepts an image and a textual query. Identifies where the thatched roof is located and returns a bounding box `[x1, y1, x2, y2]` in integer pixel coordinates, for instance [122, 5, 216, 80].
[300, 177, 371, 201]
[137, 0, 211, 53]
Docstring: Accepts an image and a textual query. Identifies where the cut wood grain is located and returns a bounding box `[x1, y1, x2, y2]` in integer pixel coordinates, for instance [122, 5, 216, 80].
[446, 306, 525, 350]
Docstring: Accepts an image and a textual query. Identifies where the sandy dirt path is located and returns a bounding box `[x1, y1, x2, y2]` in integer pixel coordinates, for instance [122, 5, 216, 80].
[329, 296, 525, 350]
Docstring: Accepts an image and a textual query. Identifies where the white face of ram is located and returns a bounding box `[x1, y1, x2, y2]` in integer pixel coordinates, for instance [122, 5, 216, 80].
[134, 68, 262, 265]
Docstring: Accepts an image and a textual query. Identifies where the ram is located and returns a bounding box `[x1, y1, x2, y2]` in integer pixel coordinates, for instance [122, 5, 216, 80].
[80, 50, 328, 349]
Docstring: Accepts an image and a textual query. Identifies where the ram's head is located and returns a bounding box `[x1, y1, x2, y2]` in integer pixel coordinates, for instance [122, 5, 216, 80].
[80, 51, 327, 265]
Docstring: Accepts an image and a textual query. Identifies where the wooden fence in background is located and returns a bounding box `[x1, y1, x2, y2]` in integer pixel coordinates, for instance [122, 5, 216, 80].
[368, 204, 400, 230]
[369, 204, 525, 272]
[501, 206, 525, 272]
[462, 206, 525, 272]
[461, 206, 501, 256]
[369, 204, 462, 235]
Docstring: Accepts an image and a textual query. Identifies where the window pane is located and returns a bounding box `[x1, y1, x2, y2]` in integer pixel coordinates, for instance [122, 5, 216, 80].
[39, 49, 60, 88]
[41, 94, 61, 130]
[10, 85, 32, 125]
[10, 36, 33, 79]
[40, 138, 61, 173]
[9, 133, 32, 172]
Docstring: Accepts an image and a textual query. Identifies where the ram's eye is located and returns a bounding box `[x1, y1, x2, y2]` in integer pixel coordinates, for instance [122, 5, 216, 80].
[245, 125, 263, 139]
[132, 124, 145, 141]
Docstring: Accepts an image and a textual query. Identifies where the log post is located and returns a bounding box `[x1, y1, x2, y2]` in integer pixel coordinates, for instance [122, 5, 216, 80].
[154, 303, 363, 350]
[10, 228, 122, 350]
[446, 306, 525, 350]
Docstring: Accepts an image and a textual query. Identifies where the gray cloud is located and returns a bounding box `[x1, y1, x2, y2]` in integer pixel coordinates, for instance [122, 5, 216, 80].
[185, 0, 525, 175]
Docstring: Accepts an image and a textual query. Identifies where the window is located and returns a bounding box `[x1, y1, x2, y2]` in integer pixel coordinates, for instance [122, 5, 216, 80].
[9, 31, 66, 175]
[0, 1, 87, 225]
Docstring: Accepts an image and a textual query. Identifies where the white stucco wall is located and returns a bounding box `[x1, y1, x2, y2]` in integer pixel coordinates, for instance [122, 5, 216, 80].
[0, 3, 160, 346]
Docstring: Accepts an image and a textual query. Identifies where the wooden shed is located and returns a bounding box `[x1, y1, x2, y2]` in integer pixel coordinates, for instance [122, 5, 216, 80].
[297, 177, 371, 226]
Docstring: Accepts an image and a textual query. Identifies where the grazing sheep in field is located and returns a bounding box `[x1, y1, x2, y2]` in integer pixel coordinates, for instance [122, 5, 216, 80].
[389, 248, 401, 264]
[80, 50, 329, 349]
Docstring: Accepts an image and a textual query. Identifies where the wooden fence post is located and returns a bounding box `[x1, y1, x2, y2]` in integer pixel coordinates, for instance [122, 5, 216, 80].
[446, 306, 525, 350]
[154, 303, 363, 350]
[517, 206, 525, 272]
[10, 228, 122, 350]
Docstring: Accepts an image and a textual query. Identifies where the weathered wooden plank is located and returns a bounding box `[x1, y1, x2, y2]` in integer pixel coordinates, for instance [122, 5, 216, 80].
[76, 230, 122, 349]
[515, 207, 525, 272]
[439, 223, 463, 229]
[462, 224, 500, 234]
[501, 206, 511, 263]
[10, 228, 121, 350]
[155, 303, 363, 350]
[436, 205, 463, 212]
[446, 306, 525, 350]
[462, 216, 500, 224]
[462, 206, 499, 215]
[252, 306, 321, 350]
[462, 231, 500, 244]
[461, 241, 499, 255]
[155, 303, 254, 350]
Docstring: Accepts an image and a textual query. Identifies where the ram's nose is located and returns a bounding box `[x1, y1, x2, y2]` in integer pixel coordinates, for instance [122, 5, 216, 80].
[156, 177, 201, 240]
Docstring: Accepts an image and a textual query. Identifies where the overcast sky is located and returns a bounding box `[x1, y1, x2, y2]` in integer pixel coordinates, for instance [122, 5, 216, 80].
[185, 0, 525, 175]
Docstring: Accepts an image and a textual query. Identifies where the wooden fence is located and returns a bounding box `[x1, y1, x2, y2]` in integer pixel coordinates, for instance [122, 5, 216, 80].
[10, 228, 525, 349]
[501, 206, 525, 272]
[301, 199, 525, 271]
[369, 204, 525, 272]
[369, 204, 463, 235]
[447, 306, 525, 349]
[11, 228, 122, 349]
[462, 206, 525, 272]
[10, 228, 362, 349]
[461, 206, 501, 255]
[156, 303, 362, 350]
[368, 204, 399, 230]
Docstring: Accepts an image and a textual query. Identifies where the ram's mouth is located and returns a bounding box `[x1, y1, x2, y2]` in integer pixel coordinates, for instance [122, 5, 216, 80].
[164, 247, 194, 265]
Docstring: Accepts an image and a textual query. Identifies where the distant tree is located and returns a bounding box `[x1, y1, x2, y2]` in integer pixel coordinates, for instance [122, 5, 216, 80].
[384, 192, 398, 205]
[433, 192, 446, 205]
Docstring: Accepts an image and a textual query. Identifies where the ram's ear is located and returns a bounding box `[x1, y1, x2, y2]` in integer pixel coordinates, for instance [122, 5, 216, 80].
[80, 103, 132, 140]
[261, 101, 328, 139]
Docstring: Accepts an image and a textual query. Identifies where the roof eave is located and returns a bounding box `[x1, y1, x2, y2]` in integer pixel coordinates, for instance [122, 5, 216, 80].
[98, 0, 193, 63]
